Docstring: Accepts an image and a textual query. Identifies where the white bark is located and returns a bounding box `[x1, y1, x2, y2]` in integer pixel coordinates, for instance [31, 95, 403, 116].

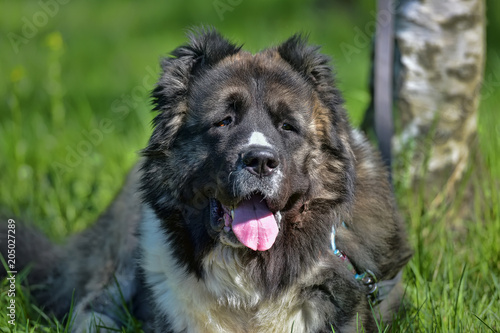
[394, 0, 485, 194]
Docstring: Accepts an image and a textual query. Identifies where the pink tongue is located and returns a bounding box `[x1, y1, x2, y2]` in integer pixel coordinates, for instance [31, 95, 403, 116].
[231, 196, 278, 251]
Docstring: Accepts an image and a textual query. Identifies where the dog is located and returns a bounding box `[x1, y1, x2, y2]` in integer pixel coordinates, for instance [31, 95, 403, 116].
[1, 28, 412, 332]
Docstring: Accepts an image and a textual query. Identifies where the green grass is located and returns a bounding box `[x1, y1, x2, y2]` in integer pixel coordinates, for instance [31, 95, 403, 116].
[1, 1, 499, 332]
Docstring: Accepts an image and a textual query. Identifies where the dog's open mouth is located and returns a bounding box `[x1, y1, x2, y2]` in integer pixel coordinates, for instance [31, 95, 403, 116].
[210, 194, 282, 251]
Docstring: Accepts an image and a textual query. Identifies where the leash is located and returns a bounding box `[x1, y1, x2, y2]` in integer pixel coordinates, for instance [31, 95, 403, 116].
[330, 223, 401, 305]
[374, 0, 395, 178]
[331, 0, 399, 304]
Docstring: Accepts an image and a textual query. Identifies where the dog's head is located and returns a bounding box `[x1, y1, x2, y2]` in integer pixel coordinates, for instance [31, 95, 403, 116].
[141, 28, 355, 253]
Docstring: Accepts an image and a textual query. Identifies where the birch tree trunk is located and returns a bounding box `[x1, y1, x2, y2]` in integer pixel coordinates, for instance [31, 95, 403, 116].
[393, 0, 485, 200]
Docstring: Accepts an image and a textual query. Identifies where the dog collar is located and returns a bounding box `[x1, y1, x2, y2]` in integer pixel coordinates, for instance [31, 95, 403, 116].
[330, 223, 402, 305]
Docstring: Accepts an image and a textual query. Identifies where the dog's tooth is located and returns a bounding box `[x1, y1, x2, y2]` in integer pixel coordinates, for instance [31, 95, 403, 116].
[231, 209, 234, 220]
[223, 226, 231, 233]
[275, 211, 282, 229]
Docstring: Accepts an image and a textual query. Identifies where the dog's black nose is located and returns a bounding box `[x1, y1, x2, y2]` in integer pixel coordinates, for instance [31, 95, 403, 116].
[242, 148, 279, 177]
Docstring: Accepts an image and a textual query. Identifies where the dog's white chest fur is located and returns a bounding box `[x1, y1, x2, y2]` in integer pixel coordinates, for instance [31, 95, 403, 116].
[140, 206, 319, 333]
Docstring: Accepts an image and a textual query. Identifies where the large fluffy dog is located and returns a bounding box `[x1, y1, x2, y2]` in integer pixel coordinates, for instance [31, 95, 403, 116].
[2, 29, 412, 332]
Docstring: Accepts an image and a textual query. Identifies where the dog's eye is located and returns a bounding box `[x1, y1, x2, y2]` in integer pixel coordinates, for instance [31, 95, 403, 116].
[281, 123, 295, 131]
[214, 117, 233, 127]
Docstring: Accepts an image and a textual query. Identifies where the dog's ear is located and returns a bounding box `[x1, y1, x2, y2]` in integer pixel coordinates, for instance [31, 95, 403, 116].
[277, 35, 336, 92]
[145, 28, 241, 153]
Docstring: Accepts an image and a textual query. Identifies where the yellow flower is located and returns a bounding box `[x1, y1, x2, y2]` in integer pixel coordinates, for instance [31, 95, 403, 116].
[46, 31, 64, 51]
[10, 65, 25, 83]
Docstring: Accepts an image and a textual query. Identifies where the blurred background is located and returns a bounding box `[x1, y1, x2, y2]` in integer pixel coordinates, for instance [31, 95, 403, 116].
[1, 1, 499, 330]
